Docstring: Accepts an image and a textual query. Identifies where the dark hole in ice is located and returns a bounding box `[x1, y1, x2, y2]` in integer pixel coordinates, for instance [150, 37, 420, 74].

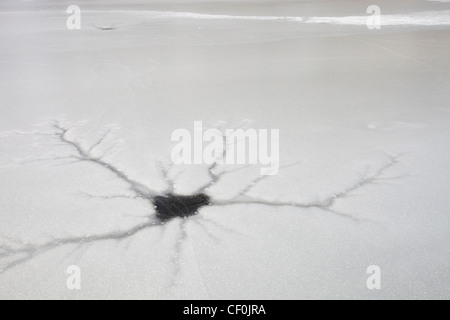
[153, 194, 210, 222]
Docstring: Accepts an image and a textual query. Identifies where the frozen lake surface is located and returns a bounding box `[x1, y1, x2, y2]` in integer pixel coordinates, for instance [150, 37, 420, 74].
[0, 0, 449, 299]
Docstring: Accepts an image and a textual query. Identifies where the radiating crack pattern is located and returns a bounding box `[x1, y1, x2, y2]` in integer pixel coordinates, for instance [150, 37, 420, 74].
[0, 120, 403, 278]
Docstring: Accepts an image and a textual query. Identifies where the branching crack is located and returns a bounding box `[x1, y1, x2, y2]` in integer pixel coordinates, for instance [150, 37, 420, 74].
[0, 121, 405, 276]
[0, 221, 160, 274]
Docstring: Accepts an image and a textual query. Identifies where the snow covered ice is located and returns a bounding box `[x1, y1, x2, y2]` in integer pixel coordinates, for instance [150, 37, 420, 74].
[0, 0, 450, 299]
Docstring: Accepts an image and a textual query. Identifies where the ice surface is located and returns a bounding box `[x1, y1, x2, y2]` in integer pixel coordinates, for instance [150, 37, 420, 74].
[0, 0, 449, 299]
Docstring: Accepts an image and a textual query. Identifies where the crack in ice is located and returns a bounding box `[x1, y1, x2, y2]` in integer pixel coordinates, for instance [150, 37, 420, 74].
[0, 121, 404, 276]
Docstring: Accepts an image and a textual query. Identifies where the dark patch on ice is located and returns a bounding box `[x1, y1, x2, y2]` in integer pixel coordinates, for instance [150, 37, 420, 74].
[154, 194, 210, 222]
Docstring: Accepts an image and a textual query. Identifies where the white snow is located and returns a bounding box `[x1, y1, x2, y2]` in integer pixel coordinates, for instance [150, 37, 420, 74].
[0, 0, 449, 299]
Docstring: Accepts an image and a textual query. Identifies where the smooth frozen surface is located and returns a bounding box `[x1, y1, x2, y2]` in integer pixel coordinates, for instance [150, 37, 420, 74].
[0, 0, 450, 299]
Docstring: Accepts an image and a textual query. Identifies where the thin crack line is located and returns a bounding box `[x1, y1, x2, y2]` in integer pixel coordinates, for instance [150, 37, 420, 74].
[51, 122, 157, 199]
[210, 155, 400, 222]
[0, 220, 161, 274]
